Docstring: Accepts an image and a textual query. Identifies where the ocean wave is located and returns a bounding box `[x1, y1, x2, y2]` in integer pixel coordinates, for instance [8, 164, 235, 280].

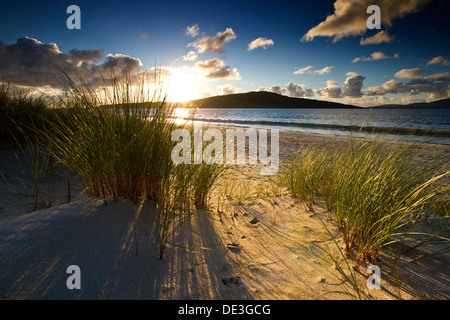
[185, 117, 450, 138]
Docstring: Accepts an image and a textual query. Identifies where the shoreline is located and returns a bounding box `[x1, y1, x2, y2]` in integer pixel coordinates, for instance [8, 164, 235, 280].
[178, 105, 450, 147]
[186, 119, 450, 147]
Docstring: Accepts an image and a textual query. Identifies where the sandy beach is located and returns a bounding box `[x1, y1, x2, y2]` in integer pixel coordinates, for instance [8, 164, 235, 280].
[0, 130, 449, 300]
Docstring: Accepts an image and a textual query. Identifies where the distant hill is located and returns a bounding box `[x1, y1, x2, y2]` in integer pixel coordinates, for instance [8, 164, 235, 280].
[374, 98, 450, 109]
[111, 92, 449, 110]
[187, 91, 359, 109]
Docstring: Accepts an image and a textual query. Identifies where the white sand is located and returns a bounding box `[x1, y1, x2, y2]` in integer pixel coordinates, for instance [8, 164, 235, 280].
[0, 132, 449, 300]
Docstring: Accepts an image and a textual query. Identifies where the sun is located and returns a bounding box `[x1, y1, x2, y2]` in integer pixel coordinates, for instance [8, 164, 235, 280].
[165, 69, 200, 103]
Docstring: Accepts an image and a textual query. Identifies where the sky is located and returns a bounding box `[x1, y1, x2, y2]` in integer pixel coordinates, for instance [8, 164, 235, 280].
[0, 0, 449, 106]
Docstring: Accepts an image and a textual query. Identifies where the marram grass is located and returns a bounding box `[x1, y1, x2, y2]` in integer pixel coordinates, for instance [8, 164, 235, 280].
[281, 137, 449, 268]
[32, 59, 224, 259]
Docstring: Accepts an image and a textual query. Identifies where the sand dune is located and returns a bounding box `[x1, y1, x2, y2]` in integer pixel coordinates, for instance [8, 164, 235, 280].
[0, 131, 449, 300]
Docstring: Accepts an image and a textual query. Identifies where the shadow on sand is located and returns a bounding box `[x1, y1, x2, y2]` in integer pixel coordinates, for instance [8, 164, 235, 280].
[0, 198, 252, 299]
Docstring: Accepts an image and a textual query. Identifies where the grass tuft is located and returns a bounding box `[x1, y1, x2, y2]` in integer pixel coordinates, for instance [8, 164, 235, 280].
[281, 137, 449, 268]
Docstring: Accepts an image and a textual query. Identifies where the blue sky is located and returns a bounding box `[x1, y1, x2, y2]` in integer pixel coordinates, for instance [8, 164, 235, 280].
[0, 0, 449, 106]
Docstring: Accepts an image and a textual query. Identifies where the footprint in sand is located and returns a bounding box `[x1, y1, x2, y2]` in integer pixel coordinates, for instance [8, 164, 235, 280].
[226, 242, 242, 253]
[250, 217, 259, 224]
[222, 277, 242, 287]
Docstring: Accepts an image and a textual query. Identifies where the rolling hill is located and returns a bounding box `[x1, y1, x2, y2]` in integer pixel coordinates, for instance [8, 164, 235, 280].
[183, 91, 450, 109]
[187, 91, 359, 109]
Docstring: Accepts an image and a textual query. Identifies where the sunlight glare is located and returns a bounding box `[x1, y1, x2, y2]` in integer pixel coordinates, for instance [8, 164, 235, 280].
[173, 107, 193, 125]
[165, 69, 199, 103]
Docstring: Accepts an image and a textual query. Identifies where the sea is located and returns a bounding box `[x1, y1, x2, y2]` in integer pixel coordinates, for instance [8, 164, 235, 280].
[178, 108, 450, 146]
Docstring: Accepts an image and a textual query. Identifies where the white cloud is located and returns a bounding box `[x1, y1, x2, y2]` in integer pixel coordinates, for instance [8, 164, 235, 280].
[360, 30, 394, 45]
[367, 79, 411, 96]
[293, 65, 333, 75]
[294, 66, 313, 75]
[425, 72, 450, 80]
[316, 73, 366, 99]
[195, 58, 223, 70]
[352, 51, 393, 63]
[357, 95, 391, 107]
[395, 68, 450, 81]
[401, 95, 419, 104]
[370, 51, 389, 60]
[248, 37, 274, 51]
[314, 66, 334, 75]
[394, 68, 423, 78]
[302, 0, 430, 42]
[382, 79, 405, 91]
[218, 85, 240, 95]
[256, 82, 314, 98]
[185, 24, 199, 37]
[189, 28, 236, 54]
[257, 85, 287, 95]
[316, 80, 343, 98]
[182, 51, 198, 61]
[194, 58, 241, 80]
[286, 82, 314, 98]
[343, 73, 365, 97]
[427, 56, 450, 66]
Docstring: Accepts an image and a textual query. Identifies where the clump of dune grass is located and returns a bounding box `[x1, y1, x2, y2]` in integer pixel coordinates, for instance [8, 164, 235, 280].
[13, 129, 53, 211]
[329, 139, 447, 267]
[0, 125, 57, 212]
[42, 61, 171, 202]
[32, 58, 224, 259]
[191, 163, 225, 209]
[219, 175, 255, 204]
[279, 146, 332, 212]
[281, 136, 449, 268]
[0, 84, 50, 144]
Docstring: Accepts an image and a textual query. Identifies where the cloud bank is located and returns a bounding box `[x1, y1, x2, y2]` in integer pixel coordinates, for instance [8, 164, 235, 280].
[0, 37, 142, 88]
[257, 85, 286, 96]
[367, 68, 450, 100]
